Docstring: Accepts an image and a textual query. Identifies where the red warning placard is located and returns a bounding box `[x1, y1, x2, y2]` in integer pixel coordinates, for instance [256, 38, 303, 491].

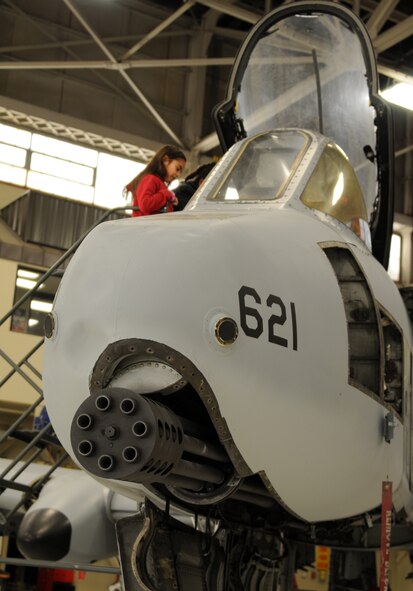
[379, 481, 392, 591]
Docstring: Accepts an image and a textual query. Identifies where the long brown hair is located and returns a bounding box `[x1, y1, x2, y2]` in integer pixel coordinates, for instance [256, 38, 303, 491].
[124, 144, 186, 198]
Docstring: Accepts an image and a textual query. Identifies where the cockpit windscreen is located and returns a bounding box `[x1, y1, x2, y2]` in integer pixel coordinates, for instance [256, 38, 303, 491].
[208, 131, 308, 203]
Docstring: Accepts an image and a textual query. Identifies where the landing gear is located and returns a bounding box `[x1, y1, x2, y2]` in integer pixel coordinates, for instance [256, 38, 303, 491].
[115, 499, 292, 591]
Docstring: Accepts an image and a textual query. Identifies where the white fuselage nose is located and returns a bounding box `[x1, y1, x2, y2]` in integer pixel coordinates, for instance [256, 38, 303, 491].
[43, 207, 410, 522]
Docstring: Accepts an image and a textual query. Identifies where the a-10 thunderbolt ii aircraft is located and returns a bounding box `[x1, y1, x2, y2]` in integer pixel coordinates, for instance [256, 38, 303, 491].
[41, 1, 413, 589]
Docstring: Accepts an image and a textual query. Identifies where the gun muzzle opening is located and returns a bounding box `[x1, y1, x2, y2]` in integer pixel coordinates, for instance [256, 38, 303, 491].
[98, 454, 115, 472]
[95, 394, 111, 412]
[76, 413, 93, 430]
[122, 446, 140, 463]
[78, 440, 94, 456]
[120, 398, 136, 415]
[132, 421, 148, 437]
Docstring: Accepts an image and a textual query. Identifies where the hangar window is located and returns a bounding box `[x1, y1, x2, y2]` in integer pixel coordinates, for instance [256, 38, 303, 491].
[0, 123, 30, 186]
[11, 266, 61, 337]
[94, 152, 144, 208]
[0, 122, 146, 209]
[27, 134, 97, 204]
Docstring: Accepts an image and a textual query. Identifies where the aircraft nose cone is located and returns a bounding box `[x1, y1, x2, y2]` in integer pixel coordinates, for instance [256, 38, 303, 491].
[17, 509, 71, 560]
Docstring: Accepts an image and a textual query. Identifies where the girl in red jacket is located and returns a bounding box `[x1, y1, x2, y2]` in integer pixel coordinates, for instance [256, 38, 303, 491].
[124, 145, 186, 217]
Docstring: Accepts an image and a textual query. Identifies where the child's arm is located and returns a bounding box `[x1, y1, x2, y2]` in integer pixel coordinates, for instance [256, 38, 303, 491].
[136, 175, 175, 215]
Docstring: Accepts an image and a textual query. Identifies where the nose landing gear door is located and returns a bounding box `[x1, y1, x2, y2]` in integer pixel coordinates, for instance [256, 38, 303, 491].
[213, 0, 393, 267]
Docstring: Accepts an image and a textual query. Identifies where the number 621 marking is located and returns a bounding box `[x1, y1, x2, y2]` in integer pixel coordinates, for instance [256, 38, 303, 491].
[238, 285, 298, 351]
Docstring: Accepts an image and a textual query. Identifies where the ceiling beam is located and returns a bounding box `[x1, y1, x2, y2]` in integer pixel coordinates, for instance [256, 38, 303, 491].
[395, 144, 413, 158]
[1, 57, 411, 80]
[374, 14, 413, 53]
[264, 0, 272, 14]
[341, 0, 407, 24]
[195, 0, 259, 25]
[366, 0, 400, 39]
[121, 1, 195, 60]
[0, 31, 193, 55]
[181, 8, 219, 148]
[62, 0, 182, 146]
[0, 58, 235, 70]
[0, 57, 179, 119]
[0, 0, 155, 127]
[378, 65, 413, 85]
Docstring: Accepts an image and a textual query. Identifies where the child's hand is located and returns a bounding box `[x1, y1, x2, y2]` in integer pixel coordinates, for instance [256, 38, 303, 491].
[170, 195, 179, 207]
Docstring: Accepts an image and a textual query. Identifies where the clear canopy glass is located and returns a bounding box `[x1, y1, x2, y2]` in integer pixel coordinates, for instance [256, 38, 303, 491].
[301, 142, 371, 248]
[234, 11, 378, 221]
[208, 130, 308, 202]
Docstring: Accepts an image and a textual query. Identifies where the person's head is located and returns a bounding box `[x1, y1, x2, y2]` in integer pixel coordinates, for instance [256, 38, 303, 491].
[185, 162, 215, 187]
[124, 144, 186, 197]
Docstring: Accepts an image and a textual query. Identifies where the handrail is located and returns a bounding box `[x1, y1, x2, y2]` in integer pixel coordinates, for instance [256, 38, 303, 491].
[0, 205, 136, 327]
[0, 340, 44, 388]
[0, 396, 44, 446]
[7, 448, 43, 481]
[0, 424, 52, 479]
[0, 349, 43, 394]
[0, 205, 137, 529]
[4, 451, 69, 526]
[0, 557, 120, 574]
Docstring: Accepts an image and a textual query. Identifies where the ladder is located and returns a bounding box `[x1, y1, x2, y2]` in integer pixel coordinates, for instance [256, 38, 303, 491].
[0, 206, 135, 532]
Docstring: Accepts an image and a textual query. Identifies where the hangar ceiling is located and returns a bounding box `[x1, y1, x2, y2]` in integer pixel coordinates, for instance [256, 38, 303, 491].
[0, 0, 412, 216]
[0, 0, 411, 152]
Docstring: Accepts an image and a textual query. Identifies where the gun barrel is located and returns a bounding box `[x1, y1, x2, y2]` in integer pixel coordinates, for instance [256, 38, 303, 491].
[71, 388, 230, 491]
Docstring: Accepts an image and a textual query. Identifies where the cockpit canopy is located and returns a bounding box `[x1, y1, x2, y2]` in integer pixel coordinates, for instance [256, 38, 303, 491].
[202, 129, 371, 248]
[207, 130, 308, 203]
[213, 1, 392, 266]
[301, 142, 371, 248]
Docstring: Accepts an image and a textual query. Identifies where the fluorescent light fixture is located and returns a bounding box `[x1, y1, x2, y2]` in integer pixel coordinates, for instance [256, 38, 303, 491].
[16, 278, 37, 290]
[30, 300, 53, 313]
[28, 319, 39, 327]
[388, 233, 401, 282]
[381, 83, 413, 111]
[17, 269, 41, 279]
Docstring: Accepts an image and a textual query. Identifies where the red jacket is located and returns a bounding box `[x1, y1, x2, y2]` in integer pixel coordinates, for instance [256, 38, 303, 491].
[132, 174, 175, 217]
